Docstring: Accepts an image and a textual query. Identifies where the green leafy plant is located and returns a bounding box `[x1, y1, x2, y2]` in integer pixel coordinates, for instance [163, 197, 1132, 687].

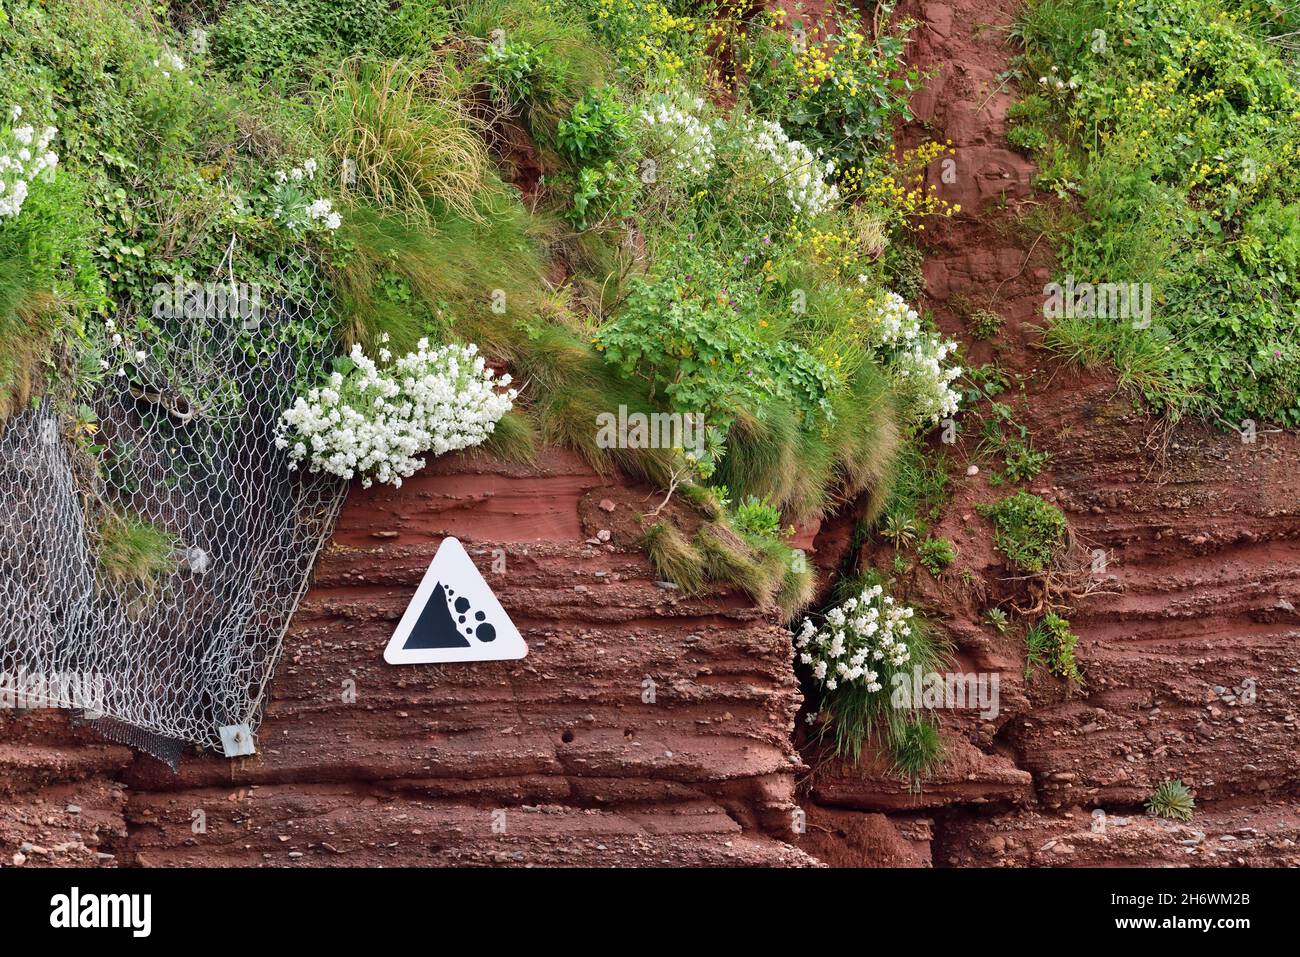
[557, 86, 632, 164]
[1024, 612, 1082, 685]
[967, 308, 1004, 340]
[917, 536, 955, 576]
[1146, 779, 1195, 822]
[481, 40, 544, 107]
[984, 606, 1011, 634]
[977, 491, 1066, 574]
[594, 245, 837, 437]
[211, 0, 392, 77]
[730, 495, 787, 541]
[979, 401, 1049, 482]
[881, 511, 919, 549]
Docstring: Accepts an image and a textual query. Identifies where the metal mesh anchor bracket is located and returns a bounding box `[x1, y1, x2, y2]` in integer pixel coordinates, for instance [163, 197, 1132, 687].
[219, 723, 256, 758]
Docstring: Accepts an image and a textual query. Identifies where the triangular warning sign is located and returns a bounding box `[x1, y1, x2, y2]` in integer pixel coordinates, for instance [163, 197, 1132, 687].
[383, 537, 527, 664]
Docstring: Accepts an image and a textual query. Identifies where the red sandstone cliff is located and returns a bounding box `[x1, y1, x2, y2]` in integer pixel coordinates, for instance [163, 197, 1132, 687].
[1, 449, 812, 867]
[4, 0, 1300, 871]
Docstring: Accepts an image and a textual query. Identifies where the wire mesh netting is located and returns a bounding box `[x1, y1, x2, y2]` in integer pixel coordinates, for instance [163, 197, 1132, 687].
[0, 262, 346, 766]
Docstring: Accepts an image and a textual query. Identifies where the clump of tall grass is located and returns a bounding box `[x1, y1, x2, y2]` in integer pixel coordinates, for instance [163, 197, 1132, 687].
[96, 512, 175, 590]
[318, 57, 492, 223]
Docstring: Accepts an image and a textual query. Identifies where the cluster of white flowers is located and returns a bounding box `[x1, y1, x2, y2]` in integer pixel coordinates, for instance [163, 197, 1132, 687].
[794, 584, 915, 693]
[1037, 65, 1076, 91]
[270, 158, 341, 231]
[858, 288, 922, 349]
[894, 336, 962, 424]
[278, 337, 516, 488]
[858, 290, 962, 426]
[275, 158, 318, 183]
[738, 117, 839, 218]
[640, 94, 715, 179]
[152, 50, 187, 78]
[0, 106, 58, 221]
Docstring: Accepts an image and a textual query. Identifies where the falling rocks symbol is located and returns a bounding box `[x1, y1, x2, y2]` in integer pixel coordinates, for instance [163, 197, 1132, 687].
[383, 537, 527, 664]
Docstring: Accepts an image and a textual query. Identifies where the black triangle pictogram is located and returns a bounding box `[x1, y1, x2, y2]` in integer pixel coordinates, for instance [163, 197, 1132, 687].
[402, 582, 472, 649]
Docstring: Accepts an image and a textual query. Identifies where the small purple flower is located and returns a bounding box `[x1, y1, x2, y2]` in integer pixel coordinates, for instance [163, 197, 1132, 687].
[684, 273, 693, 282]
[1275, 350, 1282, 358]
[762, 235, 771, 246]
[742, 255, 751, 264]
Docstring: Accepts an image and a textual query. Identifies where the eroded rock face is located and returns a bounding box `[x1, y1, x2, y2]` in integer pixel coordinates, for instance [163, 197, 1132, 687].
[1, 448, 813, 867]
[788, 0, 1300, 866]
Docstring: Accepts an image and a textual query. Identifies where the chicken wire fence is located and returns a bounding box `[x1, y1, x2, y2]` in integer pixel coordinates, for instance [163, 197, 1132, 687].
[0, 261, 347, 767]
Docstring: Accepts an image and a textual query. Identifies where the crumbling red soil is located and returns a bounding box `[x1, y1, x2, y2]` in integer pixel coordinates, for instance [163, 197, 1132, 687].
[3, 0, 1297, 869]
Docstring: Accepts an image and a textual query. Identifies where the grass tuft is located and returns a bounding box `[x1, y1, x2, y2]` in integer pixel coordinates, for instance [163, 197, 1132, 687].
[481, 408, 537, 464]
[695, 522, 779, 606]
[96, 512, 175, 590]
[318, 57, 492, 224]
[642, 521, 705, 594]
[890, 715, 945, 790]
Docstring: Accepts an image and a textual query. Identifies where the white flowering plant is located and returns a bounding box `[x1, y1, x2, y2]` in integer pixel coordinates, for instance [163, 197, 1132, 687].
[151, 49, 187, 79]
[732, 116, 840, 219]
[0, 105, 59, 222]
[795, 583, 915, 694]
[857, 290, 961, 427]
[277, 337, 516, 488]
[796, 579, 944, 766]
[639, 90, 716, 183]
[265, 158, 342, 233]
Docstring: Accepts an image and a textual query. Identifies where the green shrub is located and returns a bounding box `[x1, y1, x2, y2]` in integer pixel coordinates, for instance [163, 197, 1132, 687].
[917, 536, 955, 576]
[0, 170, 103, 421]
[557, 86, 632, 164]
[1016, 0, 1300, 425]
[729, 495, 786, 541]
[460, 0, 610, 142]
[967, 309, 1003, 340]
[738, 1, 918, 180]
[480, 41, 545, 108]
[1024, 612, 1082, 685]
[211, 0, 394, 77]
[593, 242, 837, 438]
[976, 490, 1066, 573]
